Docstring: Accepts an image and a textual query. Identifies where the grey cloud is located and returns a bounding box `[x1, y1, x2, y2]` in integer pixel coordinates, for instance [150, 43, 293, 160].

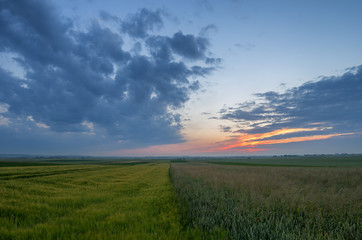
[200, 24, 218, 36]
[191, 66, 215, 76]
[0, 0, 219, 151]
[121, 8, 163, 38]
[99, 10, 119, 22]
[222, 109, 263, 121]
[189, 81, 200, 91]
[221, 66, 362, 134]
[145, 32, 211, 61]
[0, 118, 125, 155]
[205, 57, 222, 65]
[235, 43, 256, 51]
[169, 31, 209, 60]
[219, 125, 232, 132]
[208, 116, 218, 120]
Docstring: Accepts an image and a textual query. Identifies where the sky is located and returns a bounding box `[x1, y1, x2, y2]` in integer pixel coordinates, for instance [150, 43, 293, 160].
[0, 0, 362, 156]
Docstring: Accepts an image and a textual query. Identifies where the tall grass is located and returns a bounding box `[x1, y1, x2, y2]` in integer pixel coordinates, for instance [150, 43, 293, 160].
[170, 162, 362, 239]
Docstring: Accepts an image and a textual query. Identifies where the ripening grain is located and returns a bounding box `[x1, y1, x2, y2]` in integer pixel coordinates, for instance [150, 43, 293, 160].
[171, 162, 362, 239]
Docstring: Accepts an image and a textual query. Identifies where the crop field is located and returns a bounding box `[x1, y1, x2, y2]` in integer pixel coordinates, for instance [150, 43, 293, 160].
[170, 160, 362, 239]
[187, 155, 362, 167]
[0, 161, 200, 240]
[1, 156, 361, 239]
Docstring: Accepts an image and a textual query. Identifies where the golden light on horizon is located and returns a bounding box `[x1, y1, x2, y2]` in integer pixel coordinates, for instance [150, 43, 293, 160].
[218, 127, 354, 152]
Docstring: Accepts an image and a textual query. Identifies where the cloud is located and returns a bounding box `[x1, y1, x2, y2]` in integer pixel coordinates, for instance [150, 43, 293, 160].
[217, 128, 353, 151]
[219, 125, 232, 132]
[169, 32, 209, 60]
[221, 66, 362, 133]
[216, 66, 362, 152]
[0, 123, 119, 155]
[0, 0, 219, 152]
[99, 10, 119, 22]
[201, 112, 211, 115]
[235, 43, 255, 51]
[200, 24, 218, 36]
[121, 8, 163, 38]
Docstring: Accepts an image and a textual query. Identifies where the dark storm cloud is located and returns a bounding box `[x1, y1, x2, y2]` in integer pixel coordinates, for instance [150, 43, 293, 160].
[221, 66, 362, 134]
[0, 0, 218, 148]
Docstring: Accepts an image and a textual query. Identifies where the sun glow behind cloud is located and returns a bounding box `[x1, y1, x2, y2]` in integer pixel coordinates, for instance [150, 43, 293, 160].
[215, 127, 355, 152]
[108, 127, 357, 156]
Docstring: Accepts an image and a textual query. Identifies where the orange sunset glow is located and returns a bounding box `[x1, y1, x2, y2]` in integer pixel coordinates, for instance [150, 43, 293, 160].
[217, 128, 355, 152]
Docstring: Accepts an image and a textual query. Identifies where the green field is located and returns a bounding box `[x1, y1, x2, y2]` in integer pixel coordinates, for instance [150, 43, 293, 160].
[1, 156, 361, 239]
[203, 155, 362, 167]
[170, 161, 362, 239]
[0, 161, 194, 239]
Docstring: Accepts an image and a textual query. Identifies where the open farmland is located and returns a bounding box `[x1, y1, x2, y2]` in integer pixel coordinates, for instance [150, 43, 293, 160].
[171, 159, 362, 239]
[0, 156, 361, 239]
[0, 161, 202, 240]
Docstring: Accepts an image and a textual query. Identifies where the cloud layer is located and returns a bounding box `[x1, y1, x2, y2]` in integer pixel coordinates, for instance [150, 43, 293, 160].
[218, 66, 362, 151]
[0, 0, 218, 151]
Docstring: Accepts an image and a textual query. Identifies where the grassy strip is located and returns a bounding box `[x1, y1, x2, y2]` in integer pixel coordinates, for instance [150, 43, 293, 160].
[0, 162, 193, 239]
[170, 162, 362, 239]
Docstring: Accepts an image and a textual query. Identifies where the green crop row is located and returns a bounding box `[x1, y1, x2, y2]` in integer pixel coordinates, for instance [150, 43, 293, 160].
[0, 162, 199, 240]
[170, 162, 362, 239]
